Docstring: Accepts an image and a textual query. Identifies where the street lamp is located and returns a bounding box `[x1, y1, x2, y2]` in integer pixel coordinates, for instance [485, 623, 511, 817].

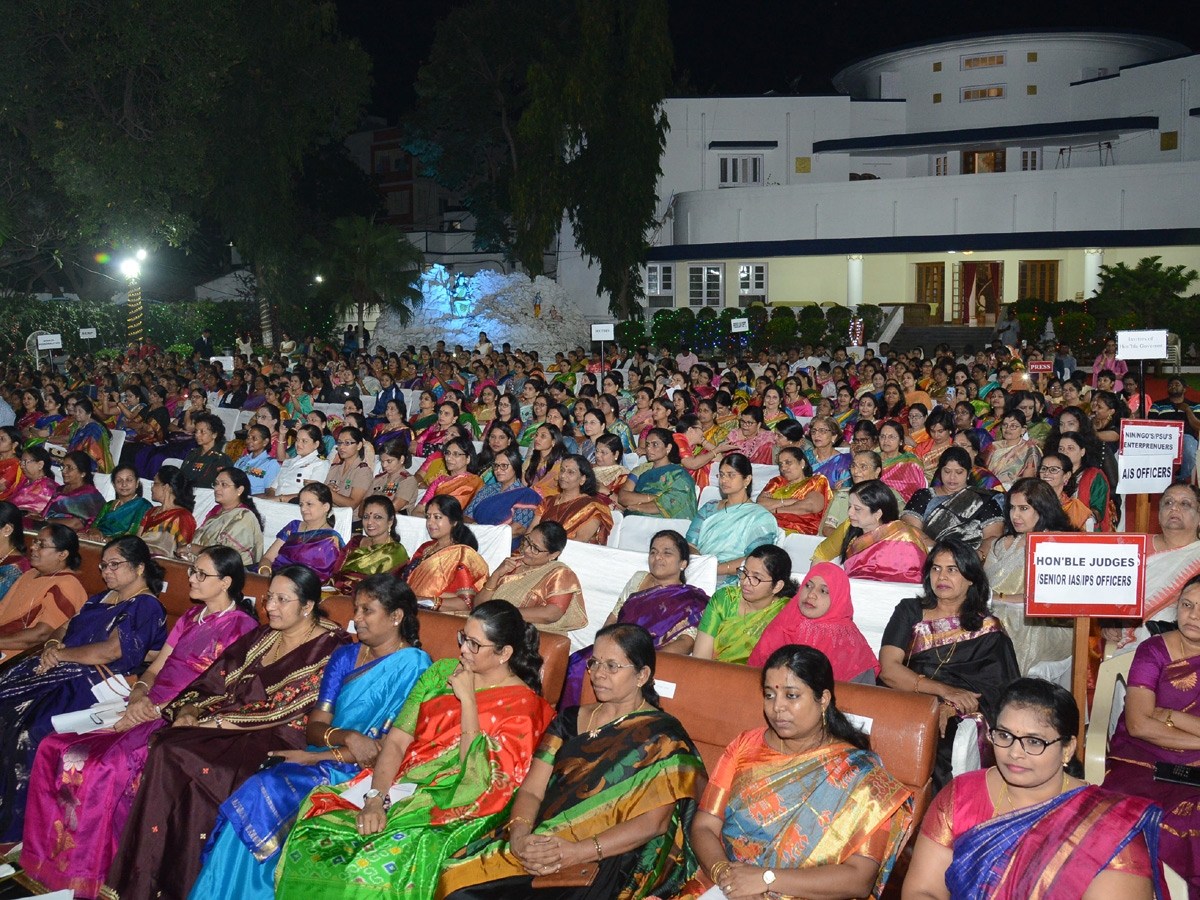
[121, 249, 147, 345]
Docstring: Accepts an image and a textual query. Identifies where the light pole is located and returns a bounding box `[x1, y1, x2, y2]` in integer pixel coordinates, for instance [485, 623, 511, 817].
[121, 249, 147, 347]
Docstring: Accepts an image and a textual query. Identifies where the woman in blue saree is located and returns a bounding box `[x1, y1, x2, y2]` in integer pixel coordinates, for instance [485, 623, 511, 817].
[0, 536, 166, 841]
[686, 452, 778, 586]
[463, 446, 539, 538]
[36, 450, 104, 532]
[63, 398, 113, 474]
[258, 484, 346, 584]
[617, 427, 699, 519]
[188, 575, 431, 900]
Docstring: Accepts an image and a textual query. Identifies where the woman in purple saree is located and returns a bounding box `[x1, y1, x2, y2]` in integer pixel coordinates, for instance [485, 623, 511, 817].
[0, 537, 167, 843]
[258, 484, 345, 584]
[561, 530, 708, 707]
[19, 547, 257, 898]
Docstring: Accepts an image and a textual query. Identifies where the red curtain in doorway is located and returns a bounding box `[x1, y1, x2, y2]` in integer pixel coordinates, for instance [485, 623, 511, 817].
[961, 262, 1002, 324]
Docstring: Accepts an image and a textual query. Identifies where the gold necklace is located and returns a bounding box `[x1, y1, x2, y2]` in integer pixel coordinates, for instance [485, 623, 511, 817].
[586, 700, 648, 738]
[994, 768, 1070, 813]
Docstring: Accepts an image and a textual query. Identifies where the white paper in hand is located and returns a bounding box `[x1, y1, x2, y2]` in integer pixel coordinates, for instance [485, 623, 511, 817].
[338, 780, 418, 810]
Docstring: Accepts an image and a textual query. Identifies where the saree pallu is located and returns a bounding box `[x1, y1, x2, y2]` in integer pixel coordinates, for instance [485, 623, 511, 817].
[68, 422, 113, 473]
[464, 482, 540, 531]
[843, 520, 929, 583]
[489, 561, 586, 635]
[273, 524, 346, 583]
[679, 734, 912, 900]
[437, 707, 705, 900]
[592, 464, 631, 497]
[917, 487, 1004, 549]
[517, 420, 548, 449]
[916, 439, 955, 480]
[10, 476, 59, 518]
[698, 585, 787, 665]
[188, 645, 432, 900]
[418, 473, 485, 510]
[371, 424, 412, 447]
[527, 460, 562, 499]
[138, 507, 197, 558]
[673, 435, 711, 490]
[100, 623, 351, 900]
[945, 779, 1160, 900]
[0, 591, 167, 841]
[412, 424, 451, 458]
[627, 409, 653, 436]
[0, 457, 23, 501]
[42, 485, 105, 528]
[760, 475, 831, 535]
[330, 538, 409, 595]
[1144, 540, 1200, 618]
[688, 501, 779, 585]
[0, 553, 31, 605]
[626, 464, 698, 520]
[563, 580, 709, 708]
[91, 497, 154, 538]
[973, 465, 1003, 491]
[402, 541, 489, 606]
[0, 572, 88, 661]
[809, 450, 852, 490]
[983, 440, 1041, 488]
[193, 506, 264, 568]
[1074, 467, 1115, 532]
[1104, 637, 1200, 892]
[727, 429, 774, 464]
[409, 413, 437, 433]
[274, 657, 554, 900]
[19, 604, 257, 898]
[537, 494, 614, 546]
[763, 411, 793, 432]
[881, 453, 928, 501]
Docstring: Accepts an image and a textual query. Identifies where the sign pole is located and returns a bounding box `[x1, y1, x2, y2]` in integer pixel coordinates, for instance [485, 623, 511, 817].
[1071, 615, 1091, 761]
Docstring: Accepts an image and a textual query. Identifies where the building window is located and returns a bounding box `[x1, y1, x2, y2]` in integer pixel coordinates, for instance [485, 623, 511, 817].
[933, 61, 942, 72]
[961, 84, 1005, 101]
[738, 264, 767, 306]
[1021, 150, 1040, 171]
[933, 93, 942, 103]
[1018, 261, 1059, 303]
[384, 189, 411, 217]
[1027, 84, 1038, 95]
[1027, 51, 1038, 62]
[719, 155, 762, 188]
[647, 264, 674, 308]
[688, 264, 724, 307]
[962, 150, 1006, 174]
[961, 53, 1005, 69]
[933, 155, 949, 176]
[916, 263, 945, 309]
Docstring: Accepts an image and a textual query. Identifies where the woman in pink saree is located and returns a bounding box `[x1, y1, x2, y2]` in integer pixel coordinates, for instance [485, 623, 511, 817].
[19, 547, 258, 898]
[812, 479, 927, 583]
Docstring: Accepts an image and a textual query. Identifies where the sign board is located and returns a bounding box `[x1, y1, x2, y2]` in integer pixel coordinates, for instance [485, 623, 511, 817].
[1025, 533, 1148, 618]
[37, 333, 63, 350]
[209, 356, 235, 372]
[78, 328, 97, 340]
[1027, 360, 1053, 374]
[731, 318, 750, 334]
[591, 323, 615, 342]
[1117, 329, 1168, 361]
[1120, 418, 1183, 465]
[1115, 452, 1176, 494]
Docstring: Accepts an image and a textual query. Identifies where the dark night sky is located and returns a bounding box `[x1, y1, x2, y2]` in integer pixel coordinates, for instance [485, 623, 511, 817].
[336, 0, 1197, 120]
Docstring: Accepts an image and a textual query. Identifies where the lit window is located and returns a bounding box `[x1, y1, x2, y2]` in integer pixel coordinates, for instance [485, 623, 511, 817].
[961, 54, 1005, 69]
[961, 85, 1006, 102]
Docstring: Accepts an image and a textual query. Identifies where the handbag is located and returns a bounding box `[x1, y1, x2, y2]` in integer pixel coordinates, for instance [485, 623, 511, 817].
[530, 862, 599, 889]
[90, 664, 133, 705]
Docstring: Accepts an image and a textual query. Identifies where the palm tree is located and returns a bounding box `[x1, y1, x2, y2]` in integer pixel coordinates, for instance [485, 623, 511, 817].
[313, 216, 424, 346]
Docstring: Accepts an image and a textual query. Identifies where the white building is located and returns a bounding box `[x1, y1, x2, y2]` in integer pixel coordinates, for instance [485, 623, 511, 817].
[556, 30, 1200, 326]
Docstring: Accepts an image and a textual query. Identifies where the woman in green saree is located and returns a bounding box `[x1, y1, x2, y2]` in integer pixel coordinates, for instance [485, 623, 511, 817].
[331, 495, 410, 595]
[617, 427, 698, 519]
[81, 464, 153, 541]
[692, 544, 796, 666]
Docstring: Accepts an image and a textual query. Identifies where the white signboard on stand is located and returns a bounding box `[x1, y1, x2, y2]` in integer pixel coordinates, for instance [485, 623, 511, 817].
[79, 328, 97, 339]
[1115, 452, 1176, 494]
[1117, 329, 1168, 360]
[731, 318, 750, 334]
[591, 324, 615, 342]
[37, 333, 63, 350]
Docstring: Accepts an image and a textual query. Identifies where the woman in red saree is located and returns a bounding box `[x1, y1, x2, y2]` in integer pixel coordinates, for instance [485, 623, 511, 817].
[0, 426, 23, 502]
[401, 495, 489, 611]
[274, 601, 554, 900]
[906, 678, 1161, 900]
[529, 455, 613, 546]
[757, 447, 831, 535]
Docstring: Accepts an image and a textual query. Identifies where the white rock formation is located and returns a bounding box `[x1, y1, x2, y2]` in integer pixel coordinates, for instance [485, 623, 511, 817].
[374, 266, 592, 358]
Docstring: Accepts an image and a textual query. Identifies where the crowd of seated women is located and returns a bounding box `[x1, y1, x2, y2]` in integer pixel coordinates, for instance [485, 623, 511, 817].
[0, 333, 1196, 897]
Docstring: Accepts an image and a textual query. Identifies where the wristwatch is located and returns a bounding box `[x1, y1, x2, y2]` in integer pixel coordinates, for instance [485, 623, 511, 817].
[364, 788, 382, 800]
[762, 869, 777, 886]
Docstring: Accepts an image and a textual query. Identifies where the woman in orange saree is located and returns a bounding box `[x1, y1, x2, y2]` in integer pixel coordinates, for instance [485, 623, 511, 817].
[401, 496, 490, 611]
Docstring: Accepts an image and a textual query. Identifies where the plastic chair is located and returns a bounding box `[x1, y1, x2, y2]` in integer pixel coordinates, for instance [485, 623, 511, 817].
[107, 429, 125, 469]
[615, 516, 692, 551]
[1084, 651, 1135, 785]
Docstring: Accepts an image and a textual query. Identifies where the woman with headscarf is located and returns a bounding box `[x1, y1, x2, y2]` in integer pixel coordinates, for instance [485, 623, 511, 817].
[749, 562, 879, 684]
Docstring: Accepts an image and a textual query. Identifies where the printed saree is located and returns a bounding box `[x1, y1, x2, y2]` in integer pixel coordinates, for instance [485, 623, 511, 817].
[401, 541, 489, 608]
[808, 450, 852, 490]
[67, 422, 113, 474]
[562, 576, 709, 708]
[0, 591, 167, 841]
[1104, 635, 1200, 893]
[187, 644, 432, 900]
[193, 505, 264, 568]
[91, 497, 154, 538]
[274, 657, 554, 900]
[678, 733, 912, 900]
[138, 506, 197, 558]
[0, 552, 30, 605]
[271, 522, 346, 583]
[464, 481, 540, 533]
[0, 457, 23, 501]
[697, 585, 787, 665]
[760, 474, 831, 535]
[19, 603, 257, 897]
[437, 707, 705, 900]
[925, 769, 1160, 900]
[535, 494, 614, 545]
[906, 487, 1004, 550]
[488, 561, 586, 635]
[983, 439, 1041, 488]
[725, 429, 774, 465]
[42, 485, 105, 529]
[100, 622, 351, 900]
[331, 537, 409, 595]
[625, 464, 698, 520]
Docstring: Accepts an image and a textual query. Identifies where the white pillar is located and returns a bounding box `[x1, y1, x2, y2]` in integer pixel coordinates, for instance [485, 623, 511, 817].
[847, 255, 863, 311]
[1084, 248, 1105, 298]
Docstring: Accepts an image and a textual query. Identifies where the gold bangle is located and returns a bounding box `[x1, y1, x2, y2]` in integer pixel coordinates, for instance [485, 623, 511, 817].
[44, 639, 62, 650]
[133, 680, 149, 690]
[710, 861, 731, 882]
[914, 674, 924, 694]
[323, 726, 338, 747]
[510, 815, 534, 830]
[331, 746, 346, 764]
[592, 835, 603, 861]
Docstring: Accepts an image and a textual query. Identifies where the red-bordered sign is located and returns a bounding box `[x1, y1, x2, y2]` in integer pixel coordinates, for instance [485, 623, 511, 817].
[1120, 418, 1184, 465]
[1027, 360, 1053, 374]
[1025, 533, 1148, 618]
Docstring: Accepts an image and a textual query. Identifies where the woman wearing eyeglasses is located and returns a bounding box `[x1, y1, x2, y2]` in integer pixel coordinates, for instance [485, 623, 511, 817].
[439, 622, 704, 900]
[462, 523, 586, 635]
[982, 410, 1042, 490]
[905, 678, 1160, 900]
[323, 426, 372, 518]
[692, 545, 796, 666]
[0, 536, 167, 843]
[274, 600, 554, 900]
[463, 447, 541, 538]
[20, 546, 257, 898]
[400, 495, 489, 611]
[531, 455, 614, 545]
[185, 467, 265, 567]
[102, 564, 350, 900]
[0, 524, 87, 664]
[408, 437, 485, 518]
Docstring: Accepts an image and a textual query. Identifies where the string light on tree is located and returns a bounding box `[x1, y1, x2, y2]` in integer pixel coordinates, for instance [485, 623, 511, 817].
[120, 249, 147, 344]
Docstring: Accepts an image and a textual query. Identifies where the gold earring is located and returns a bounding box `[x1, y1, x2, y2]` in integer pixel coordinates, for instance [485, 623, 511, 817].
[821, 707, 827, 730]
